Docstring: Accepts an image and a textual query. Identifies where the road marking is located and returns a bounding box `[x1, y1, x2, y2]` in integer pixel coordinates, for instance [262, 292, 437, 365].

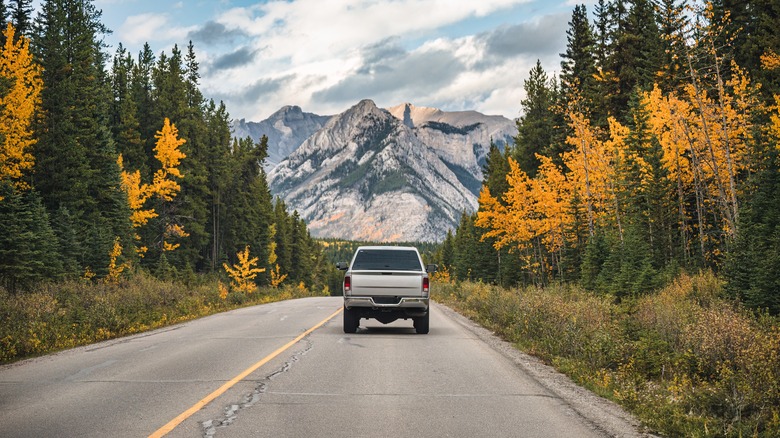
[148, 307, 343, 437]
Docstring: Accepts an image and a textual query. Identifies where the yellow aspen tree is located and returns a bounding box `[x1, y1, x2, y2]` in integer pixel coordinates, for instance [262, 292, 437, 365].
[563, 110, 624, 238]
[153, 118, 187, 252]
[643, 86, 696, 259]
[151, 118, 186, 201]
[223, 245, 265, 294]
[117, 154, 156, 227]
[0, 23, 42, 198]
[533, 155, 573, 263]
[105, 237, 128, 284]
[118, 118, 187, 254]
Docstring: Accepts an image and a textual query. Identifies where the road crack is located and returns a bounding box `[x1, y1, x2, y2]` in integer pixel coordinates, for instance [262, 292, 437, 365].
[201, 338, 314, 437]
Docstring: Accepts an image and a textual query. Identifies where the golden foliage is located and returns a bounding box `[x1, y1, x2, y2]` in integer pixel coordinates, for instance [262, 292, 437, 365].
[218, 281, 228, 300]
[117, 155, 156, 227]
[105, 237, 128, 284]
[223, 245, 265, 294]
[152, 118, 186, 201]
[0, 23, 42, 198]
[118, 118, 187, 254]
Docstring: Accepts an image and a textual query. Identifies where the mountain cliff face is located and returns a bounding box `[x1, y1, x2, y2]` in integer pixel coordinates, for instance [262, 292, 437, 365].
[268, 100, 479, 242]
[387, 103, 516, 196]
[231, 106, 331, 168]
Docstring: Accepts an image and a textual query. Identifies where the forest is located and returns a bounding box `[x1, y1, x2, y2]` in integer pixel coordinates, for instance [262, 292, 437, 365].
[439, 0, 780, 316]
[0, 0, 331, 293]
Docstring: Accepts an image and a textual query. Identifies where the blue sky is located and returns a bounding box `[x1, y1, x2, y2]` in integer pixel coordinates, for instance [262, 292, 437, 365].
[93, 0, 587, 121]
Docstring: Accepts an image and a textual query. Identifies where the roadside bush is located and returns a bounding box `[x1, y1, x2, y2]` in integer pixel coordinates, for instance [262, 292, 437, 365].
[0, 271, 329, 363]
[434, 272, 780, 437]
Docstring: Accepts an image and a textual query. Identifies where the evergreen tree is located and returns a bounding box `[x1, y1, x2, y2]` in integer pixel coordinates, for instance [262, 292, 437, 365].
[619, 0, 662, 112]
[0, 183, 61, 292]
[656, 0, 688, 92]
[514, 60, 555, 177]
[223, 135, 274, 283]
[111, 44, 146, 176]
[130, 42, 156, 164]
[273, 198, 293, 278]
[9, 0, 32, 39]
[0, 2, 7, 46]
[560, 4, 597, 107]
[725, 149, 780, 314]
[481, 141, 509, 200]
[32, 0, 132, 276]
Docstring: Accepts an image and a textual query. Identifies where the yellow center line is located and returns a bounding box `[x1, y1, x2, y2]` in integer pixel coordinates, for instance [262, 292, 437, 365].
[148, 307, 343, 438]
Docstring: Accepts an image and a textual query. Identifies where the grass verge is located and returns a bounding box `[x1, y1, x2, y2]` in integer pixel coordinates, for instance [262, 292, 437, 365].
[0, 271, 328, 364]
[433, 272, 780, 437]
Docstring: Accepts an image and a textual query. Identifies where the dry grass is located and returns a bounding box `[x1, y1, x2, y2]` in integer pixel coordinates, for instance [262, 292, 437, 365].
[0, 272, 329, 363]
[434, 272, 780, 437]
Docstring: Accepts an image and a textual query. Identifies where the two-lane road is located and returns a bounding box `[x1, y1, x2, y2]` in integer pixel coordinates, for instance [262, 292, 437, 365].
[0, 297, 643, 437]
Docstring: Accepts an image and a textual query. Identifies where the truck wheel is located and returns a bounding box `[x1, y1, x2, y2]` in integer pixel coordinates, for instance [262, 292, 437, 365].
[414, 311, 429, 334]
[343, 307, 359, 333]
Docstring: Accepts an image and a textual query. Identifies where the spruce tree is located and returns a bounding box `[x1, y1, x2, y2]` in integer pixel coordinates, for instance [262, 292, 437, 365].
[0, 183, 62, 292]
[32, 0, 132, 276]
[9, 0, 31, 39]
[560, 4, 597, 107]
[514, 60, 555, 178]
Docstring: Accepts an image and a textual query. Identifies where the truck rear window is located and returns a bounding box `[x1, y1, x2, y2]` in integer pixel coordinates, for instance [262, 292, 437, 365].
[352, 249, 422, 271]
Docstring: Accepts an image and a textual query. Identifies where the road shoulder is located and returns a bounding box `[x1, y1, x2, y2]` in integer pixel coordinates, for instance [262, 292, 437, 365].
[435, 302, 657, 438]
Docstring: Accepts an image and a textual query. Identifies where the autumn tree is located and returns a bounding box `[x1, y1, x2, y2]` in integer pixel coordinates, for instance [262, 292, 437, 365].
[223, 245, 264, 294]
[0, 23, 40, 197]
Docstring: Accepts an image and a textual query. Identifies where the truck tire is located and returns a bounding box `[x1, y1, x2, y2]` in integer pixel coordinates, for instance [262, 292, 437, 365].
[414, 311, 429, 334]
[343, 307, 359, 333]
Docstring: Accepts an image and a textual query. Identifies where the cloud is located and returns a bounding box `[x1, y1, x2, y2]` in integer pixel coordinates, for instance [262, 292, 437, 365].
[311, 39, 464, 107]
[483, 12, 569, 58]
[117, 13, 192, 46]
[188, 21, 248, 46]
[209, 46, 259, 71]
[194, 1, 567, 120]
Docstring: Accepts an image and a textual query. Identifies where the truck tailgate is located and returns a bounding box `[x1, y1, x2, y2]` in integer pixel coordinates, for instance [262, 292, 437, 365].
[350, 271, 423, 297]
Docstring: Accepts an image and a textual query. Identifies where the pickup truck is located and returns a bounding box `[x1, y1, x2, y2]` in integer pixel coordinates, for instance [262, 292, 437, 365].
[337, 246, 436, 334]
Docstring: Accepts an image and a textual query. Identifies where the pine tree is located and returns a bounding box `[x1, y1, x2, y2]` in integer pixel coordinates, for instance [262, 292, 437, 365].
[0, 2, 7, 46]
[223, 135, 274, 283]
[8, 0, 31, 39]
[0, 183, 62, 292]
[514, 60, 555, 177]
[32, 0, 132, 276]
[560, 4, 597, 108]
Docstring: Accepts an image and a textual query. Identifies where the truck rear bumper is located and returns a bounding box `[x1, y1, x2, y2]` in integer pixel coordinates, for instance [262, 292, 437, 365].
[344, 296, 429, 310]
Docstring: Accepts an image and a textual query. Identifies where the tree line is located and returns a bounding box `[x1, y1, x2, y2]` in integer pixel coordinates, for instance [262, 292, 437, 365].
[438, 0, 780, 314]
[0, 0, 329, 293]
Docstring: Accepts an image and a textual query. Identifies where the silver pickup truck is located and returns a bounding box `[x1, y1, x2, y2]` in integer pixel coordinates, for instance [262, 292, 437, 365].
[337, 246, 436, 334]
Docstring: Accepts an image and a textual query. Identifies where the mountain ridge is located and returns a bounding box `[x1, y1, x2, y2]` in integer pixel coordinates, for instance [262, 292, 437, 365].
[235, 100, 517, 242]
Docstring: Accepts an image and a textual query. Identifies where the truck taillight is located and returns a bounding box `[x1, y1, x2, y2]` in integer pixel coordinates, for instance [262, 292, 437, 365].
[423, 276, 429, 294]
[344, 275, 351, 293]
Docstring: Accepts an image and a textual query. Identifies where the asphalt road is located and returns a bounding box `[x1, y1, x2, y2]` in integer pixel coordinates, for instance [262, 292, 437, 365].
[0, 296, 645, 437]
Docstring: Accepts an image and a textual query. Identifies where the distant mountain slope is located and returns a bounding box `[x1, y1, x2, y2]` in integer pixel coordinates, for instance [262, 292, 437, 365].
[231, 105, 331, 168]
[387, 103, 516, 196]
[268, 100, 478, 242]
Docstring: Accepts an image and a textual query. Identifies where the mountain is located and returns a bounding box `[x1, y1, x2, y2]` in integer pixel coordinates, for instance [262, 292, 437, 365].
[268, 100, 479, 242]
[231, 105, 331, 168]
[387, 103, 516, 195]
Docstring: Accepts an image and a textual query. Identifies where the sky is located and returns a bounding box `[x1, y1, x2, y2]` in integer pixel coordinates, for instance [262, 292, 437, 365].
[93, 0, 587, 122]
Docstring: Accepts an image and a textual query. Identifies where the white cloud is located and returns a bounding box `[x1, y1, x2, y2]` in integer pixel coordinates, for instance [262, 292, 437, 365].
[192, 0, 567, 121]
[117, 13, 193, 46]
